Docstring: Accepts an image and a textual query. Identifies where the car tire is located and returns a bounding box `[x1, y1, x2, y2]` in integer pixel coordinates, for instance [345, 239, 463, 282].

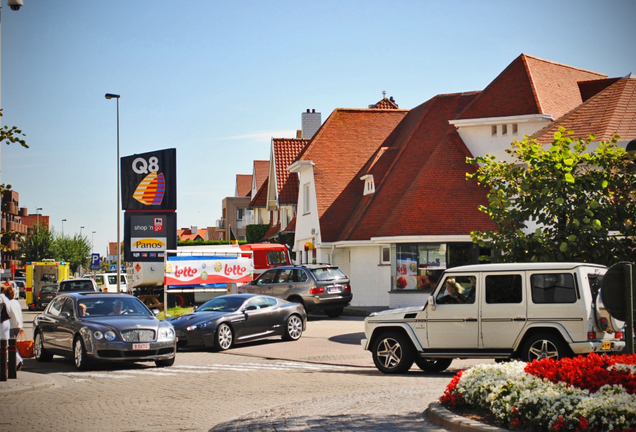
[522, 332, 568, 362]
[155, 357, 176, 368]
[371, 331, 415, 374]
[282, 314, 303, 341]
[414, 357, 452, 373]
[214, 323, 233, 351]
[74, 336, 91, 371]
[34, 331, 53, 362]
[325, 308, 343, 318]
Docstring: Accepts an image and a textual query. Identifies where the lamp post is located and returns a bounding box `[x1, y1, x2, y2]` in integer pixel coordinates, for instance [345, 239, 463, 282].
[80, 226, 84, 236]
[105, 93, 121, 293]
[91, 231, 96, 254]
[36, 207, 42, 261]
[61, 219, 66, 236]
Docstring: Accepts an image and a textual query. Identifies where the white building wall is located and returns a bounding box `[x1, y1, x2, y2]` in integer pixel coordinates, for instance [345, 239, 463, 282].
[340, 245, 392, 307]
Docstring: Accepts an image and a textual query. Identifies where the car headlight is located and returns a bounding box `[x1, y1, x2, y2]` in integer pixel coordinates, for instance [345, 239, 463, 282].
[158, 327, 175, 342]
[104, 331, 116, 341]
[93, 330, 103, 340]
[186, 322, 207, 332]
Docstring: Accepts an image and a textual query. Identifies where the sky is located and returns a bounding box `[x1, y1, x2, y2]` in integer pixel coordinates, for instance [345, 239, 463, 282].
[1, 0, 634, 258]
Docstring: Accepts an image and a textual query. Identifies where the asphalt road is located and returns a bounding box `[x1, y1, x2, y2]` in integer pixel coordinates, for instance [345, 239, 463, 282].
[2, 303, 491, 431]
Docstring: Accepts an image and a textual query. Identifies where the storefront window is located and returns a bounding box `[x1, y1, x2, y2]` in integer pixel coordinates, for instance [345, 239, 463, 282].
[394, 243, 477, 293]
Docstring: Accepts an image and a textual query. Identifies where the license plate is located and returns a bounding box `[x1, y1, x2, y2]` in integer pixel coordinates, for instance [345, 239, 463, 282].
[328, 287, 341, 293]
[132, 343, 150, 350]
[601, 341, 611, 350]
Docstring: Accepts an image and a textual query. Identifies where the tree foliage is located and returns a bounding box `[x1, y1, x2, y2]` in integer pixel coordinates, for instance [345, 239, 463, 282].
[17, 222, 55, 262]
[467, 128, 636, 265]
[53, 235, 91, 274]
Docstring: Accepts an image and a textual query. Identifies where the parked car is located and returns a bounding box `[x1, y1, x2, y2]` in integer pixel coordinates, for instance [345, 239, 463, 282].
[13, 280, 26, 299]
[243, 264, 352, 317]
[33, 292, 176, 370]
[94, 273, 129, 293]
[362, 262, 626, 374]
[36, 283, 59, 310]
[168, 294, 306, 351]
[58, 278, 99, 293]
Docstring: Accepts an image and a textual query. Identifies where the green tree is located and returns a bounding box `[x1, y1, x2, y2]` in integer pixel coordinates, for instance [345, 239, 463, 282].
[17, 222, 55, 262]
[53, 235, 91, 274]
[467, 128, 636, 265]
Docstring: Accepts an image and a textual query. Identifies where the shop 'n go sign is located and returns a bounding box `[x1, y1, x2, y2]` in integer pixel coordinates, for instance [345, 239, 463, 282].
[164, 256, 254, 286]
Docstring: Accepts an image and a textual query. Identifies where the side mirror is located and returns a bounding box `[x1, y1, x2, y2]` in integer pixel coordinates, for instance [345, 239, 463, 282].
[251, 280, 257, 285]
[428, 296, 436, 311]
[60, 311, 71, 319]
[193, 306, 198, 312]
[151, 308, 160, 316]
[245, 305, 258, 311]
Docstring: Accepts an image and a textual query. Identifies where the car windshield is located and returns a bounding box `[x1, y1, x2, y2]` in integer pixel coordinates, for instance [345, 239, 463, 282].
[310, 267, 347, 281]
[197, 296, 246, 313]
[41, 286, 57, 294]
[77, 297, 152, 317]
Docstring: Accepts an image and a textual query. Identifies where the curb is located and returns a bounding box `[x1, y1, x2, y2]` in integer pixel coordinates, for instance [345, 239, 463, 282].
[0, 372, 57, 397]
[427, 402, 510, 432]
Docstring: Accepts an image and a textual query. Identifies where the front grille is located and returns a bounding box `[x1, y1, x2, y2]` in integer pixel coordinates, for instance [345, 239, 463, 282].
[121, 329, 155, 342]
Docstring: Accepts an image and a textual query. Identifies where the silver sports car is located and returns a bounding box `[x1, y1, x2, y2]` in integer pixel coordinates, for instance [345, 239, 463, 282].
[33, 292, 176, 370]
[168, 294, 306, 351]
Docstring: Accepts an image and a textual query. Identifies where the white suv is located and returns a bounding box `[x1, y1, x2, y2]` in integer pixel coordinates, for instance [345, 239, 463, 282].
[362, 262, 626, 374]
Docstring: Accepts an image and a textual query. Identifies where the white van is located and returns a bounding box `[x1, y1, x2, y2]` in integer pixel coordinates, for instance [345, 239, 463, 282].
[94, 273, 129, 293]
[363, 262, 626, 374]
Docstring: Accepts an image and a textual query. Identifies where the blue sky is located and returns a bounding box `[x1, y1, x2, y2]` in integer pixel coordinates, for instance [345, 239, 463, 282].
[1, 0, 634, 257]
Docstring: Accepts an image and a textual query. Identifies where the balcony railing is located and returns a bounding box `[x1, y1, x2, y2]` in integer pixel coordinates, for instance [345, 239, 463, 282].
[216, 219, 226, 229]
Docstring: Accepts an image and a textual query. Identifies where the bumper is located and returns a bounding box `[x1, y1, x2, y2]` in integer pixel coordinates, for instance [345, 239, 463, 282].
[175, 329, 216, 349]
[89, 340, 176, 361]
[570, 339, 625, 355]
[303, 293, 353, 311]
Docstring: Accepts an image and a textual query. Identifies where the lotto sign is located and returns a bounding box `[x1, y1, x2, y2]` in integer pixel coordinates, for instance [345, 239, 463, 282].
[164, 256, 253, 286]
[121, 148, 176, 210]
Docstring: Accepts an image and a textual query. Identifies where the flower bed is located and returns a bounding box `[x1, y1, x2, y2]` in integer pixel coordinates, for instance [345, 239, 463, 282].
[440, 354, 636, 431]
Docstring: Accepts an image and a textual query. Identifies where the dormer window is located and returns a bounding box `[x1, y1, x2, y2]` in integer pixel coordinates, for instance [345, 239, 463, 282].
[360, 174, 375, 196]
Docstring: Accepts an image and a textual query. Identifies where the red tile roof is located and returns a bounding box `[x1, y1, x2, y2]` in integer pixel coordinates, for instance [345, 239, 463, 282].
[177, 228, 207, 241]
[282, 215, 296, 234]
[273, 138, 309, 205]
[370, 97, 399, 109]
[248, 177, 268, 208]
[253, 160, 269, 193]
[338, 92, 495, 241]
[457, 54, 606, 120]
[236, 174, 252, 197]
[298, 108, 408, 242]
[532, 76, 636, 144]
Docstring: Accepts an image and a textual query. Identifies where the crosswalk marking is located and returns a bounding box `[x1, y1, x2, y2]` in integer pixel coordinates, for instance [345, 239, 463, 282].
[54, 361, 366, 381]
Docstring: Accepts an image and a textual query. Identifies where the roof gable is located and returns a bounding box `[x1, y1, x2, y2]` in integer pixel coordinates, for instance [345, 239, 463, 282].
[457, 54, 606, 120]
[533, 76, 636, 144]
[272, 138, 309, 205]
[252, 160, 269, 193]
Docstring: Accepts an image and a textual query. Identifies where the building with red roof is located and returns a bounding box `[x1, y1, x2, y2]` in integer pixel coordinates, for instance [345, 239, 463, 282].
[289, 55, 630, 308]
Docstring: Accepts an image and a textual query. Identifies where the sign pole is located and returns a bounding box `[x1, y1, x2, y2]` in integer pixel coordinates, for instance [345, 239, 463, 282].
[625, 264, 634, 355]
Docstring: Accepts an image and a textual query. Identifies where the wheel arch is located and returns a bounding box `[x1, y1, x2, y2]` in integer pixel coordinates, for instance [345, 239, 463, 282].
[367, 324, 423, 353]
[513, 325, 572, 357]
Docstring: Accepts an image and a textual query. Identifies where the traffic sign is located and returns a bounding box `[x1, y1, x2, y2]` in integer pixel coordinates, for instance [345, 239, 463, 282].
[91, 253, 101, 271]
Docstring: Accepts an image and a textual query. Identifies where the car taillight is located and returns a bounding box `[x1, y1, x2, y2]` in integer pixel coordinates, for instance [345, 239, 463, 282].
[343, 284, 351, 292]
[103, 288, 108, 292]
[587, 332, 596, 340]
[310, 287, 324, 295]
[615, 332, 624, 340]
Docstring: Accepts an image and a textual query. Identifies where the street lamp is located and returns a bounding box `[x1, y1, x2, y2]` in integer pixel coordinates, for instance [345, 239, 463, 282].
[62, 218, 66, 236]
[80, 226, 84, 236]
[36, 207, 42, 260]
[91, 231, 96, 254]
[105, 92, 121, 293]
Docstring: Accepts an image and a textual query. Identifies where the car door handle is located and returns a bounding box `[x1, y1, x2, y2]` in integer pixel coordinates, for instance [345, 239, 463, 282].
[466, 318, 478, 322]
[513, 318, 526, 322]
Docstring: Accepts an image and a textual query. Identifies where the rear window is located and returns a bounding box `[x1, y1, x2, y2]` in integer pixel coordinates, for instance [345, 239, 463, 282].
[41, 286, 58, 294]
[310, 267, 348, 281]
[531, 273, 577, 304]
[60, 281, 95, 292]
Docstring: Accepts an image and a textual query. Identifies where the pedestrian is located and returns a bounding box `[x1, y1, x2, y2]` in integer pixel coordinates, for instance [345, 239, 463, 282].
[1, 285, 23, 370]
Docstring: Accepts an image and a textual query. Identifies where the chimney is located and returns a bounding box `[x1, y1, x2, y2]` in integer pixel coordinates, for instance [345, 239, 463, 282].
[190, 225, 198, 234]
[301, 108, 321, 139]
